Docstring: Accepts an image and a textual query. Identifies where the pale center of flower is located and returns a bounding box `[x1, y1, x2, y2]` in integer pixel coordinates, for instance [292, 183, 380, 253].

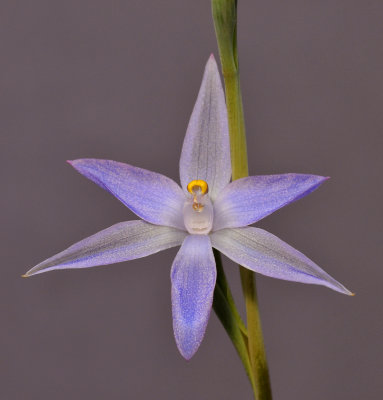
[183, 180, 213, 235]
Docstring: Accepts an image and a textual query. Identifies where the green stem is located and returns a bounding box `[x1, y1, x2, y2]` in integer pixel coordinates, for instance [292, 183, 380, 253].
[223, 70, 248, 179]
[213, 251, 256, 392]
[214, 250, 247, 336]
[212, 1, 272, 399]
[240, 268, 272, 400]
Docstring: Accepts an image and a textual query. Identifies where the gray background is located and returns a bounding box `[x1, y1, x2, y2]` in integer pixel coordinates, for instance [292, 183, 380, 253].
[1, 0, 382, 399]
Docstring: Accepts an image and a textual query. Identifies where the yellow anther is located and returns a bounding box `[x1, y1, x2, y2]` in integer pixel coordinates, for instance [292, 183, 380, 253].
[187, 180, 209, 195]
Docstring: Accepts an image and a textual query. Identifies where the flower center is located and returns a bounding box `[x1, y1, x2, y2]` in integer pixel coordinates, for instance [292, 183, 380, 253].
[183, 180, 213, 235]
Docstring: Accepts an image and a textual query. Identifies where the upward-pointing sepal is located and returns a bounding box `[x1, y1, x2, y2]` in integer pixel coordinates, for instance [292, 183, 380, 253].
[179, 55, 231, 202]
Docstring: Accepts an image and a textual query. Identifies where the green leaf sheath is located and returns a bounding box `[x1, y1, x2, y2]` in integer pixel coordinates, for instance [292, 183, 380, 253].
[211, 1, 272, 399]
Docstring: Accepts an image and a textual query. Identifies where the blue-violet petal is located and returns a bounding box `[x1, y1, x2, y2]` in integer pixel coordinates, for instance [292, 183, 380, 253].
[25, 221, 187, 276]
[179, 55, 231, 201]
[211, 227, 352, 295]
[171, 234, 217, 359]
[213, 174, 328, 230]
[69, 159, 186, 230]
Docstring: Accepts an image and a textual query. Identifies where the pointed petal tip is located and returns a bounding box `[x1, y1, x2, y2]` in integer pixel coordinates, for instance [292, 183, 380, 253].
[182, 354, 194, 361]
[174, 327, 206, 361]
[206, 53, 218, 70]
[345, 287, 355, 296]
[331, 278, 353, 296]
[67, 159, 83, 172]
[67, 159, 86, 168]
[316, 175, 330, 187]
[67, 159, 83, 166]
[179, 347, 196, 361]
[22, 266, 37, 277]
[314, 175, 330, 185]
[329, 282, 354, 296]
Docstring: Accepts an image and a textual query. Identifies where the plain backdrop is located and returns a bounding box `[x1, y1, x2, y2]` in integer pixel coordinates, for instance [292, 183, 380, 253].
[1, 1, 382, 399]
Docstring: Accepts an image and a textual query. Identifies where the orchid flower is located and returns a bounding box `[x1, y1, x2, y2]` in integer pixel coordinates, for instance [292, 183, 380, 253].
[25, 55, 351, 360]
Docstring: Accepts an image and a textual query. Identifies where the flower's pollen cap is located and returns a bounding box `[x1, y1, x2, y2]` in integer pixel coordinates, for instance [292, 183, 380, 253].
[187, 180, 209, 195]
